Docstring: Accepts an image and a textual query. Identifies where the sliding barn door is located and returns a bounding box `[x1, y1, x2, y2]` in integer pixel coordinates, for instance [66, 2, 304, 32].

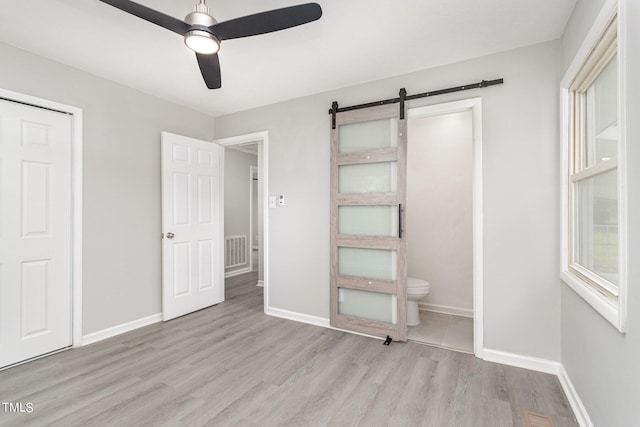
[330, 104, 407, 341]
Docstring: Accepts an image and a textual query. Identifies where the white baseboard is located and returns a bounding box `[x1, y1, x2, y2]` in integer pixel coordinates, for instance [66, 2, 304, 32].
[419, 302, 473, 318]
[558, 365, 593, 427]
[81, 313, 162, 346]
[265, 307, 330, 328]
[256, 280, 264, 287]
[483, 349, 591, 426]
[482, 348, 561, 375]
[225, 267, 252, 278]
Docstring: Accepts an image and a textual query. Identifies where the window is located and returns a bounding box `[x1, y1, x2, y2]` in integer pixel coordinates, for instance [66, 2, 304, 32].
[561, 3, 626, 331]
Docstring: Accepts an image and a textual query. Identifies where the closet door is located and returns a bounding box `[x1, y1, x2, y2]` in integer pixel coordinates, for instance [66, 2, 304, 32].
[0, 99, 72, 368]
[330, 104, 407, 341]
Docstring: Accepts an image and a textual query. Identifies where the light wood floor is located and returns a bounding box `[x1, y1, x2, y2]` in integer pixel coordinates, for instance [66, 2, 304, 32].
[0, 272, 577, 426]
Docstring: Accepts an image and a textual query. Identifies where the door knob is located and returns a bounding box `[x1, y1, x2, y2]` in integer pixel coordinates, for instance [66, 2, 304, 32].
[166, 232, 175, 239]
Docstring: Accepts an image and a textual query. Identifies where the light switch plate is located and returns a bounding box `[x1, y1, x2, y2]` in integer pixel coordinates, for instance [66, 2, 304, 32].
[269, 196, 276, 208]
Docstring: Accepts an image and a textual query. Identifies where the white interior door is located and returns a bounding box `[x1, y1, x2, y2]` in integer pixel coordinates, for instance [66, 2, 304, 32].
[161, 132, 224, 321]
[0, 99, 72, 368]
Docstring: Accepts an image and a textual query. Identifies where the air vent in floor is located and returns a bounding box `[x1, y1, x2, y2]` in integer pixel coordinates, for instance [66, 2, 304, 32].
[524, 411, 555, 427]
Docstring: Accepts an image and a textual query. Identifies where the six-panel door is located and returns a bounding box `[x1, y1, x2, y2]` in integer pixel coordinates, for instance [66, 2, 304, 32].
[0, 100, 72, 368]
[161, 132, 224, 321]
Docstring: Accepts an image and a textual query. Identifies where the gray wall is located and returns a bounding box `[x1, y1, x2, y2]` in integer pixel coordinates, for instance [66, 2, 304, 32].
[407, 111, 473, 312]
[560, 0, 640, 425]
[215, 40, 562, 360]
[224, 148, 257, 273]
[0, 42, 216, 335]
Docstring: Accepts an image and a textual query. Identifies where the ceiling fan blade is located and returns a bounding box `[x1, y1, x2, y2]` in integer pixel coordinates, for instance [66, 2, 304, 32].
[196, 53, 222, 89]
[98, 0, 190, 35]
[211, 3, 322, 41]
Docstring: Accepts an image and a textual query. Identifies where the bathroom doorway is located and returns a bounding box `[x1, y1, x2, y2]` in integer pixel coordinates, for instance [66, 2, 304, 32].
[406, 98, 483, 355]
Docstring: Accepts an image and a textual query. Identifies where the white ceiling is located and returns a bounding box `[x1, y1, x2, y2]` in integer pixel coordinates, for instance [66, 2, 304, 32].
[0, 0, 575, 117]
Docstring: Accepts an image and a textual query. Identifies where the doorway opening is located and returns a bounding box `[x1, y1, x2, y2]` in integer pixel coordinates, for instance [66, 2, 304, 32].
[215, 131, 269, 311]
[407, 98, 483, 356]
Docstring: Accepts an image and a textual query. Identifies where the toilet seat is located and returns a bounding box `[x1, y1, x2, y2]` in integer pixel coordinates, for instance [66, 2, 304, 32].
[407, 277, 430, 295]
[407, 285, 430, 296]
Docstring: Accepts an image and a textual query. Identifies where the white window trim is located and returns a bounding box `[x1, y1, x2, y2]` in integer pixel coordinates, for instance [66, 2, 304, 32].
[560, 0, 627, 332]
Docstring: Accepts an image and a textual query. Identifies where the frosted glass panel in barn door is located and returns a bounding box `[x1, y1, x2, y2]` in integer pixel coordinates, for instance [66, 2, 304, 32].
[330, 104, 407, 341]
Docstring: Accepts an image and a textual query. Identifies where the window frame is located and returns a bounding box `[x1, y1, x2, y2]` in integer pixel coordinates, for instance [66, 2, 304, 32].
[560, 0, 627, 332]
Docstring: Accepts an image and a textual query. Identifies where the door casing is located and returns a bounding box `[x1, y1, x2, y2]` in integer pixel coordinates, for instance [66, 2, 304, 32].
[214, 131, 269, 311]
[249, 164, 258, 273]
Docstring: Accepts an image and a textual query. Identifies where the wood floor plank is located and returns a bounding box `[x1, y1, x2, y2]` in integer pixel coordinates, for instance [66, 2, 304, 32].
[8, 368, 141, 426]
[0, 272, 578, 427]
[356, 344, 422, 426]
[389, 356, 438, 426]
[284, 390, 341, 427]
[202, 381, 280, 427]
[325, 371, 382, 426]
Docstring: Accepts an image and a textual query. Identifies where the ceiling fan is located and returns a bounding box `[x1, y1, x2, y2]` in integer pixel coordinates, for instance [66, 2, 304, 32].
[98, 0, 322, 89]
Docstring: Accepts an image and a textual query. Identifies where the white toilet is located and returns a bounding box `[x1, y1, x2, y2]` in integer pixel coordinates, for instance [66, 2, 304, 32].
[407, 277, 431, 326]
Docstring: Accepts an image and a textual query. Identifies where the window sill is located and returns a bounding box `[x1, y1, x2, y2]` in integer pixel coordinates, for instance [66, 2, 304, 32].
[561, 270, 625, 332]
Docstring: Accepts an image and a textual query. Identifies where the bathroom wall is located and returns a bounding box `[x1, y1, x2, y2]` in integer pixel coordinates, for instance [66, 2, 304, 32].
[407, 111, 473, 314]
[224, 148, 257, 274]
[215, 40, 562, 361]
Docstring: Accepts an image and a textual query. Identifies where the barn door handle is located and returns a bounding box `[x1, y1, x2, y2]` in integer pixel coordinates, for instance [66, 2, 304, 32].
[398, 204, 403, 238]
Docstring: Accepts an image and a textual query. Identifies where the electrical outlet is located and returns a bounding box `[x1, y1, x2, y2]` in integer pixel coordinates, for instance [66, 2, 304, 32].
[278, 195, 285, 206]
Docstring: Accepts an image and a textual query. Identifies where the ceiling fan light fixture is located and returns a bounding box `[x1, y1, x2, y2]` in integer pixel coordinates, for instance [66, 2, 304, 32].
[98, 0, 322, 89]
[184, 30, 220, 54]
